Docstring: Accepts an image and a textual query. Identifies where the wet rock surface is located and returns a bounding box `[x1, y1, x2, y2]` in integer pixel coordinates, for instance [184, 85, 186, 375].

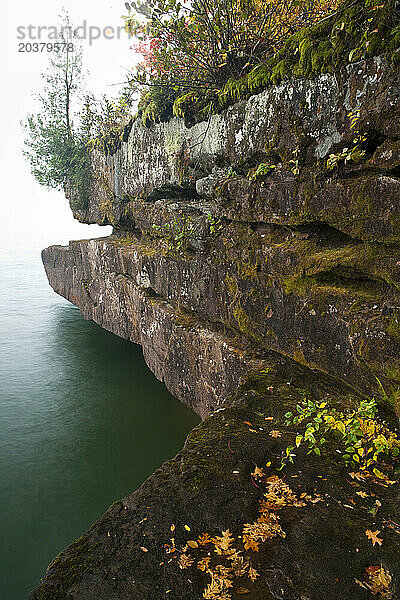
[29, 368, 400, 600]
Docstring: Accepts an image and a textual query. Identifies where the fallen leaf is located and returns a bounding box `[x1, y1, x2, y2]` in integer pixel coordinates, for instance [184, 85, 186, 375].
[184, 525, 191, 531]
[170, 524, 175, 532]
[178, 554, 194, 569]
[269, 430, 282, 438]
[243, 421, 253, 427]
[251, 466, 265, 478]
[349, 472, 366, 481]
[197, 556, 211, 571]
[187, 540, 198, 549]
[365, 529, 383, 547]
[264, 416, 274, 421]
[236, 587, 251, 594]
[356, 565, 392, 596]
[356, 491, 369, 498]
[212, 529, 235, 553]
[307, 494, 324, 504]
[242, 534, 259, 552]
[140, 547, 149, 552]
[248, 566, 259, 582]
[198, 532, 213, 545]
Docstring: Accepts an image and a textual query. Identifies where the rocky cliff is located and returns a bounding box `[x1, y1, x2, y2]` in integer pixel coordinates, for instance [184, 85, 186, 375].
[32, 53, 400, 599]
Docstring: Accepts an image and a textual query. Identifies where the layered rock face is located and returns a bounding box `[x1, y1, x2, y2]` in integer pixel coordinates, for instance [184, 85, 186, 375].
[34, 54, 400, 599]
[54, 55, 400, 412]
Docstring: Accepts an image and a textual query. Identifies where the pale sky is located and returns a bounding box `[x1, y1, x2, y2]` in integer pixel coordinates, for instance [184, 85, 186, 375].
[1, 0, 140, 256]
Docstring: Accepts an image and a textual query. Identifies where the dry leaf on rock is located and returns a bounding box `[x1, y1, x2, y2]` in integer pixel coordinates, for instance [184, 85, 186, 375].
[269, 430, 282, 438]
[356, 566, 393, 598]
[365, 529, 383, 546]
[242, 534, 259, 552]
[212, 530, 235, 553]
[248, 566, 259, 582]
[197, 556, 211, 571]
[198, 532, 213, 546]
[356, 491, 369, 498]
[178, 554, 194, 569]
[251, 466, 265, 478]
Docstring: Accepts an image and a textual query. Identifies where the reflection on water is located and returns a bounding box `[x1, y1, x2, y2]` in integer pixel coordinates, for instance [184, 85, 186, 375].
[0, 250, 199, 599]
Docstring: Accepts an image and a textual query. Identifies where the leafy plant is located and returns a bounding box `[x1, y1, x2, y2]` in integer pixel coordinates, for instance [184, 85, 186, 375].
[124, 0, 339, 94]
[84, 86, 135, 154]
[280, 397, 400, 474]
[248, 162, 277, 181]
[327, 110, 367, 170]
[326, 134, 367, 169]
[152, 214, 194, 251]
[288, 149, 300, 175]
[206, 213, 223, 235]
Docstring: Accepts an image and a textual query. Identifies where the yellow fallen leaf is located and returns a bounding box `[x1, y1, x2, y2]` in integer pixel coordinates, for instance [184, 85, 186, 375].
[242, 534, 259, 552]
[187, 540, 198, 548]
[140, 546, 149, 552]
[184, 525, 191, 531]
[365, 529, 383, 547]
[197, 556, 211, 571]
[269, 430, 282, 438]
[356, 491, 369, 498]
[197, 533, 213, 545]
[248, 566, 259, 582]
[212, 529, 235, 552]
[251, 466, 265, 478]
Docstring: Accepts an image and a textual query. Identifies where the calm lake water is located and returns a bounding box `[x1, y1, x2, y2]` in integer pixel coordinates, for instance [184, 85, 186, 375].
[0, 242, 199, 600]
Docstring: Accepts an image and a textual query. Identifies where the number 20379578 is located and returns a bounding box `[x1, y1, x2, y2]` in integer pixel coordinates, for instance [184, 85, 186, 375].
[18, 42, 74, 52]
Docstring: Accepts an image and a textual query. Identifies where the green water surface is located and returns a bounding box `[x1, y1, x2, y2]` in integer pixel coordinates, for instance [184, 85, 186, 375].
[0, 248, 199, 599]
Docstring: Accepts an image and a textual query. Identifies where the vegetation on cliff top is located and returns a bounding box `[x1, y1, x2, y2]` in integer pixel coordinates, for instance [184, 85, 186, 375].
[23, 0, 400, 194]
[132, 0, 400, 124]
[124, 0, 338, 94]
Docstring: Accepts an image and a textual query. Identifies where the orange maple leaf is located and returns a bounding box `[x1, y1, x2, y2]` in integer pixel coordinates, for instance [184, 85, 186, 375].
[251, 466, 265, 478]
[197, 532, 213, 546]
[242, 534, 259, 552]
[365, 529, 383, 546]
[212, 529, 235, 553]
